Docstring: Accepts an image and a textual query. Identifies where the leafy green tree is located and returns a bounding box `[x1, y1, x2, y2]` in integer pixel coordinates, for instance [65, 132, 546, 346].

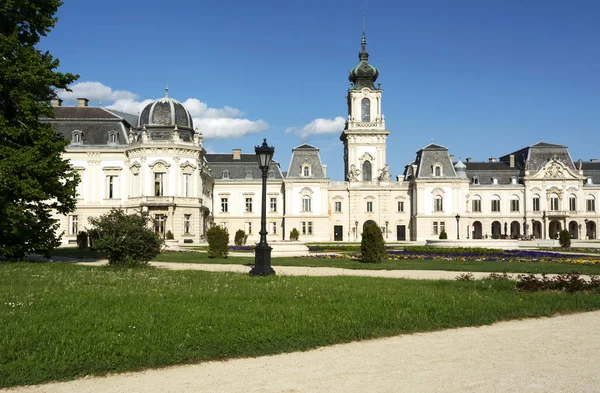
[360, 222, 386, 263]
[206, 226, 229, 258]
[88, 209, 163, 267]
[0, 1, 79, 258]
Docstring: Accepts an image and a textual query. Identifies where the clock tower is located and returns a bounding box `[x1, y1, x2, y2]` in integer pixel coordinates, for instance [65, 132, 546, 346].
[340, 32, 390, 182]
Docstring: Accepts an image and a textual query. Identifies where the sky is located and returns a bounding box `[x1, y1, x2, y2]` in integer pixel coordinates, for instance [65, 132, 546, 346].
[43, 0, 600, 181]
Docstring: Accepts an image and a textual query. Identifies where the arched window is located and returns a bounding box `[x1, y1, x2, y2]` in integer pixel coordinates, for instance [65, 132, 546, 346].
[362, 160, 372, 181]
[302, 165, 310, 177]
[361, 98, 370, 122]
[433, 195, 443, 212]
[222, 170, 229, 179]
[586, 195, 596, 212]
[491, 195, 501, 212]
[533, 194, 540, 211]
[549, 195, 560, 211]
[569, 194, 577, 212]
[435, 166, 441, 177]
[302, 195, 311, 212]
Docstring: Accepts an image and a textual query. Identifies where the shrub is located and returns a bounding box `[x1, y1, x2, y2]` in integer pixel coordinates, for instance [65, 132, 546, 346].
[290, 228, 300, 241]
[206, 226, 229, 258]
[88, 209, 163, 267]
[360, 222, 386, 263]
[559, 229, 571, 248]
[234, 229, 248, 246]
[165, 230, 174, 240]
[76, 231, 88, 249]
[516, 273, 600, 293]
[439, 230, 448, 240]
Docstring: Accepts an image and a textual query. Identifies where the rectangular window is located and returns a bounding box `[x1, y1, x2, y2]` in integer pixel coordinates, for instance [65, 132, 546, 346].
[569, 198, 576, 212]
[270, 197, 277, 212]
[440, 222, 445, 233]
[221, 222, 228, 230]
[302, 197, 311, 212]
[247, 222, 252, 235]
[433, 221, 439, 235]
[183, 214, 192, 234]
[434, 197, 443, 212]
[221, 197, 228, 213]
[367, 201, 373, 212]
[510, 199, 519, 212]
[472, 200, 481, 212]
[308, 221, 312, 235]
[132, 173, 139, 197]
[335, 201, 342, 212]
[69, 215, 78, 235]
[397, 201, 404, 212]
[533, 197, 540, 212]
[245, 198, 253, 212]
[154, 214, 166, 236]
[301, 221, 307, 235]
[550, 198, 559, 211]
[491, 200, 500, 212]
[183, 173, 190, 197]
[587, 199, 596, 212]
[271, 222, 277, 235]
[106, 175, 117, 199]
[154, 173, 164, 196]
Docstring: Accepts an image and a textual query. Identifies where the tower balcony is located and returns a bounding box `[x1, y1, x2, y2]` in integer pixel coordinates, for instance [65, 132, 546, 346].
[346, 119, 386, 130]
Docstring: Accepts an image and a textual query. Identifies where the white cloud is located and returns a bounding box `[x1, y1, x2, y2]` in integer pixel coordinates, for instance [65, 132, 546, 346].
[286, 116, 346, 138]
[57, 81, 138, 102]
[61, 81, 268, 139]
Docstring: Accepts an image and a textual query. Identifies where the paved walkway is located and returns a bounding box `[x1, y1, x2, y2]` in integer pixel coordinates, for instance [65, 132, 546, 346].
[4, 311, 600, 393]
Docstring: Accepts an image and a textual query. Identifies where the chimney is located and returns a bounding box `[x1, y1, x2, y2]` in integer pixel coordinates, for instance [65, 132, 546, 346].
[466, 158, 472, 163]
[77, 98, 89, 107]
[51, 98, 63, 107]
[449, 155, 454, 162]
[591, 159, 598, 163]
[232, 149, 241, 160]
[509, 154, 515, 168]
[489, 157, 496, 163]
[322, 165, 327, 177]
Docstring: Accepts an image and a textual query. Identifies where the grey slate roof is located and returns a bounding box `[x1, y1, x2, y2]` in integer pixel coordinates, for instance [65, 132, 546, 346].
[285, 143, 327, 179]
[206, 153, 283, 181]
[582, 162, 600, 185]
[105, 109, 139, 129]
[413, 143, 458, 179]
[500, 142, 575, 171]
[464, 162, 521, 185]
[46, 107, 130, 146]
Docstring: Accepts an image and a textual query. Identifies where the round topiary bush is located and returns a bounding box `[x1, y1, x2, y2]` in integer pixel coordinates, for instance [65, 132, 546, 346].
[206, 225, 229, 258]
[559, 229, 571, 248]
[234, 229, 248, 246]
[439, 230, 448, 240]
[289, 228, 300, 241]
[360, 222, 386, 263]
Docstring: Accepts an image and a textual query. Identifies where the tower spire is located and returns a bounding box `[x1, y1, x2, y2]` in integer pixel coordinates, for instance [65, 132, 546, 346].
[361, 15, 366, 51]
[165, 83, 169, 98]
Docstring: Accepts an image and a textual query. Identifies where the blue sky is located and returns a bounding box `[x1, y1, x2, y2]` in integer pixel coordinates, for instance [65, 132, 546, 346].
[45, 0, 600, 180]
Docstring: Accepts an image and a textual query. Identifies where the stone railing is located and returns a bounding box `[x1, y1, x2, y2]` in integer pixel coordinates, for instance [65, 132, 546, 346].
[347, 121, 385, 130]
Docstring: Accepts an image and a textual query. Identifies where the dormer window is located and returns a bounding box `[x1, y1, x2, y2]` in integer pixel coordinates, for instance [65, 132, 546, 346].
[510, 177, 518, 185]
[302, 165, 311, 177]
[432, 163, 443, 177]
[492, 177, 498, 185]
[587, 177, 593, 185]
[472, 176, 479, 185]
[268, 170, 275, 179]
[245, 170, 253, 180]
[108, 131, 118, 145]
[222, 170, 229, 179]
[71, 130, 83, 145]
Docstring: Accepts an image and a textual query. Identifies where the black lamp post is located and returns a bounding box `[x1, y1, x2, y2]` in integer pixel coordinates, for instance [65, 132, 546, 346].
[455, 214, 461, 240]
[385, 221, 389, 239]
[250, 139, 275, 276]
[355, 221, 359, 241]
[585, 219, 589, 239]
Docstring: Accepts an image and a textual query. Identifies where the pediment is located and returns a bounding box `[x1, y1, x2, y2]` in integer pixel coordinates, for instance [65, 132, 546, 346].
[529, 158, 582, 180]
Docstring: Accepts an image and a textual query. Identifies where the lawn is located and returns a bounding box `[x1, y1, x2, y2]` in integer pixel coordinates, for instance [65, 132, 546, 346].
[2, 262, 600, 387]
[153, 251, 600, 275]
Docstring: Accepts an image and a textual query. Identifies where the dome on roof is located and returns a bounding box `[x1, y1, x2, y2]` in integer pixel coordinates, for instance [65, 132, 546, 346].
[348, 34, 380, 90]
[138, 88, 193, 129]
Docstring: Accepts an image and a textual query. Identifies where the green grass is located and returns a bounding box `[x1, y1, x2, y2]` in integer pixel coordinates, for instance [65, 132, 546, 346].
[2, 262, 600, 388]
[153, 251, 600, 275]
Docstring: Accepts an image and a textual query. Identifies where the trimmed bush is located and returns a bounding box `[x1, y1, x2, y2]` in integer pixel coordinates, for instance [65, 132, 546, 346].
[76, 231, 88, 249]
[559, 229, 571, 248]
[88, 209, 163, 267]
[290, 228, 300, 241]
[360, 222, 386, 263]
[439, 230, 448, 239]
[234, 229, 248, 246]
[206, 226, 229, 258]
[165, 230, 174, 240]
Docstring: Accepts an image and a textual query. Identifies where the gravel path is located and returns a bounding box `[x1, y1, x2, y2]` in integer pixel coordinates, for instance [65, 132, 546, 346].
[4, 311, 599, 393]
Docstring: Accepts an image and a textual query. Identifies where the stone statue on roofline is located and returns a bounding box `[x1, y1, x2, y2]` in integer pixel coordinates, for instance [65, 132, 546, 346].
[378, 164, 390, 181]
[348, 164, 360, 181]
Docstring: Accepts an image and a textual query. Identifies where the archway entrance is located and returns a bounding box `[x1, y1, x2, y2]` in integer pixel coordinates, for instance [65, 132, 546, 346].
[586, 221, 597, 239]
[491, 221, 501, 238]
[532, 220, 542, 239]
[568, 221, 578, 239]
[549, 220, 562, 239]
[472, 221, 482, 239]
[510, 221, 520, 239]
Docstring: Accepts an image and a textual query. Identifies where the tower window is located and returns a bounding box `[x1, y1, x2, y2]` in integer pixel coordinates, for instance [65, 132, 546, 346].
[362, 160, 372, 181]
[361, 98, 371, 122]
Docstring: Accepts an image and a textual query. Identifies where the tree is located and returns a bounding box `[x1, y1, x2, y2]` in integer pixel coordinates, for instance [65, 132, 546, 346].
[559, 229, 571, 248]
[206, 226, 229, 258]
[360, 222, 386, 263]
[289, 228, 299, 241]
[88, 209, 163, 267]
[439, 230, 448, 240]
[0, 1, 79, 259]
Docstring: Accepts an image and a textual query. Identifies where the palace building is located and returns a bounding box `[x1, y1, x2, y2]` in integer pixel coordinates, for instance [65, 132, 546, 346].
[47, 34, 600, 245]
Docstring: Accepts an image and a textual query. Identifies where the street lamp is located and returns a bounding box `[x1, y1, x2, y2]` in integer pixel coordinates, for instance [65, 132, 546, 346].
[585, 219, 589, 240]
[385, 221, 389, 239]
[250, 138, 275, 276]
[355, 221, 359, 241]
[455, 214, 461, 240]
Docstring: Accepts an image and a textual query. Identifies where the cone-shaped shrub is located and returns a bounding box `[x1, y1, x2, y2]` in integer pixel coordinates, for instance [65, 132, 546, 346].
[360, 222, 386, 263]
[559, 229, 571, 248]
[207, 226, 229, 258]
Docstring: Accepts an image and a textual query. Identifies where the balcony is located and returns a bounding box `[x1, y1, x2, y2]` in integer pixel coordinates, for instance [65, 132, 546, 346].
[545, 211, 569, 217]
[128, 196, 203, 207]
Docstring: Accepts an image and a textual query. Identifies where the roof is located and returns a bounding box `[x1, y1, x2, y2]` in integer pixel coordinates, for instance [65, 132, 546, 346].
[206, 153, 283, 181]
[46, 107, 130, 146]
[286, 143, 327, 178]
[412, 143, 457, 179]
[51, 107, 120, 119]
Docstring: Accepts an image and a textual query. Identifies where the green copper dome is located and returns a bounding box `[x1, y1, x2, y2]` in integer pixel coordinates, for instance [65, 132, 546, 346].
[349, 34, 380, 90]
